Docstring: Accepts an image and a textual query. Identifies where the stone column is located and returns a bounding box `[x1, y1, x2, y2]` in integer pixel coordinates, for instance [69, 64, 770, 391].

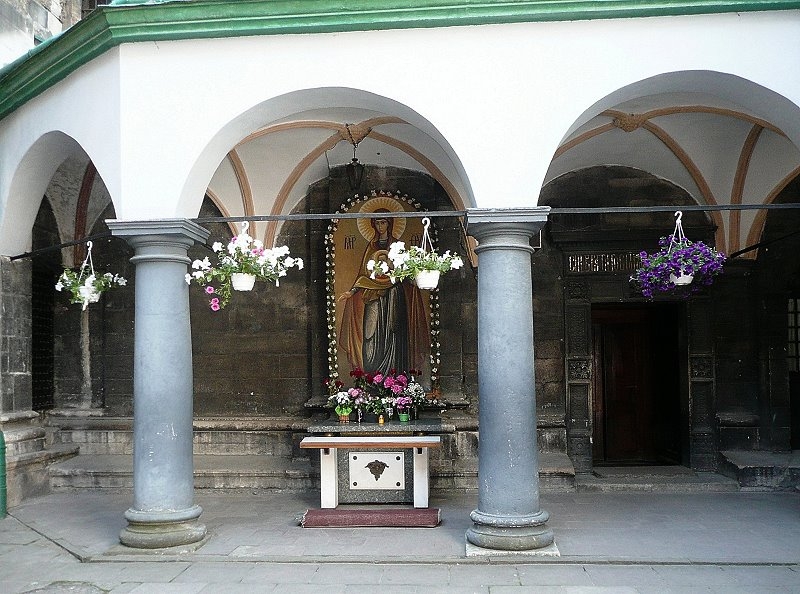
[465, 207, 554, 553]
[0, 256, 49, 507]
[108, 219, 209, 549]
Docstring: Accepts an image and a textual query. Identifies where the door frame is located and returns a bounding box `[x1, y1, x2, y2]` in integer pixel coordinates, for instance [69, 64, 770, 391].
[564, 276, 715, 473]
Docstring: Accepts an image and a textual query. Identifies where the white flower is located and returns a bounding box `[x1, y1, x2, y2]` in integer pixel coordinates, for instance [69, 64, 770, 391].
[296, 258, 304, 270]
[55, 281, 64, 292]
[388, 242, 406, 259]
[192, 257, 211, 270]
[115, 276, 127, 286]
[211, 242, 223, 252]
[367, 260, 376, 272]
[451, 256, 464, 269]
[253, 239, 264, 249]
[185, 273, 192, 285]
[285, 257, 295, 268]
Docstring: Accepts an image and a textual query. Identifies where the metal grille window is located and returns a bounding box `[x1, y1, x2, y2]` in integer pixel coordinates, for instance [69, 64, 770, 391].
[789, 298, 800, 372]
[82, 0, 111, 18]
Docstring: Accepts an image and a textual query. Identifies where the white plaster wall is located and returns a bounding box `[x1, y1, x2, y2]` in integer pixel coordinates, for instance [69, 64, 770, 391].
[2, 9, 800, 253]
[0, 48, 121, 252]
[113, 10, 800, 218]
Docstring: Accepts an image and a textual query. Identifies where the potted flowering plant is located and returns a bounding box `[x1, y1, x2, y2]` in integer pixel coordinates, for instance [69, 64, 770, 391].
[186, 222, 303, 310]
[393, 395, 413, 422]
[327, 388, 364, 423]
[367, 217, 463, 290]
[630, 212, 726, 299]
[370, 243, 464, 290]
[55, 241, 126, 311]
[56, 269, 127, 311]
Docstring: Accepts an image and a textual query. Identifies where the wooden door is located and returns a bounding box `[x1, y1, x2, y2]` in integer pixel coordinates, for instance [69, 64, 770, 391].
[592, 306, 682, 465]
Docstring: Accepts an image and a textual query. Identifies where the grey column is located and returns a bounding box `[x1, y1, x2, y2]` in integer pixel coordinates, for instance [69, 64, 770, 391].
[465, 207, 553, 552]
[108, 219, 209, 549]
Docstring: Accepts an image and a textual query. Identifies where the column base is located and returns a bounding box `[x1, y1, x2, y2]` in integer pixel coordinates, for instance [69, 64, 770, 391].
[465, 509, 554, 551]
[466, 539, 560, 557]
[120, 505, 206, 549]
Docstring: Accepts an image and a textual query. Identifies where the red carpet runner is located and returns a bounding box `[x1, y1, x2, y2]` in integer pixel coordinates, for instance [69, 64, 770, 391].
[301, 507, 441, 528]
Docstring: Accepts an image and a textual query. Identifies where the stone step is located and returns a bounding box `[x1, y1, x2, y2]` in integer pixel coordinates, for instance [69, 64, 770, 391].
[47, 451, 576, 493]
[49, 454, 315, 491]
[50, 428, 302, 456]
[719, 450, 800, 491]
[576, 466, 740, 493]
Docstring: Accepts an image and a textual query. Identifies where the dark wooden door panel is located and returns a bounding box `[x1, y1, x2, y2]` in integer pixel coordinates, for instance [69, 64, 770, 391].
[592, 306, 681, 465]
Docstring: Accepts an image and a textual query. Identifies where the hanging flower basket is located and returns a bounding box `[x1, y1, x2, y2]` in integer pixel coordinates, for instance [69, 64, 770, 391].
[186, 221, 303, 310]
[230, 272, 256, 291]
[367, 217, 463, 289]
[55, 241, 127, 311]
[414, 269, 441, 290]
[630, 211, 726, 299]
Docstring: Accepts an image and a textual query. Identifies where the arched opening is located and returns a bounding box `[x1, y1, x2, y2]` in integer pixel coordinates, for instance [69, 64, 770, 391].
[538, 166, 718, 471]
[756, 174, 800, 451]
[31, 196, 61, 411]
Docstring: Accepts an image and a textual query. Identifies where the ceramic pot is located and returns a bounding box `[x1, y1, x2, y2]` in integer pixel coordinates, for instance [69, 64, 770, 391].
[414, 270, 440, 290]
[669, 272, 694, 286]
[398, 412, 410, 422]
[231, 272, 256, 291]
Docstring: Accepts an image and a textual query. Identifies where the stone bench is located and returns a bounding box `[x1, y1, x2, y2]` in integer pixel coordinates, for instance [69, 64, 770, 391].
[300, 435, 441, 509]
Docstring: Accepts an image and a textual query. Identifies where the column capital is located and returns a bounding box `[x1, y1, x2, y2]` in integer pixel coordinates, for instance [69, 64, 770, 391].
[466, 207, 550, 230]
[107, 218, 210, 246]
[466, 207, 550, 254]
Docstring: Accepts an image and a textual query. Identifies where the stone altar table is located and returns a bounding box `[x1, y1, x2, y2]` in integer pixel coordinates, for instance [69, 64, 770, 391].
[304, 419, 446, 507]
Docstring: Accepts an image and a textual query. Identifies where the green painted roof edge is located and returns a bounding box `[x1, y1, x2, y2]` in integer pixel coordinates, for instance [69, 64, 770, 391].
[2, 0, 800, 123]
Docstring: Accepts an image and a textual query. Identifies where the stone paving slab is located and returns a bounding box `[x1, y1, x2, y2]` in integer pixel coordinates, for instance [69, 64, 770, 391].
[2, 490, 800, 592]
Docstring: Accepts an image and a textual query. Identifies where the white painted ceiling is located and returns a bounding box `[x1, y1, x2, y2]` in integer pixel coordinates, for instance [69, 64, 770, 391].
[206, 91, 800, 257]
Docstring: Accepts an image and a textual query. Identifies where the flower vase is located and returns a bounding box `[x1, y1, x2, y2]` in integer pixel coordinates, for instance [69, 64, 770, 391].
[338, 414, 350, 423]
[231, 272, 256, 291]
[414, 269, 440, 290]
[398, 412, 410, 422]
[669, 272, 694, 286]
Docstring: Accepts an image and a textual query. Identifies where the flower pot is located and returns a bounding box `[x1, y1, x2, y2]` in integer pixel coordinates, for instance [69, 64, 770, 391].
[231, 272, 256, 291]
[669, 272, 694, 286]
[338, 414, 350, 423]
[414, 269, 440, 290]
[398, 412, 410, 422]
[360, 412, 378, 424]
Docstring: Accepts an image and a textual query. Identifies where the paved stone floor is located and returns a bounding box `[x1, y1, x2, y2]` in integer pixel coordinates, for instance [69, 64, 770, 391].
[1, 490, 799, 592]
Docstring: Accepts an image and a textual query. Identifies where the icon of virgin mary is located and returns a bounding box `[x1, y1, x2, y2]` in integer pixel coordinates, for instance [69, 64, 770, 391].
[337, 203, 429, 376]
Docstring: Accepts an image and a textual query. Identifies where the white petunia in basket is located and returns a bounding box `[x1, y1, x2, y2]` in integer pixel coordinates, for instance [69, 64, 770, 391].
[55, 241, 126, 311]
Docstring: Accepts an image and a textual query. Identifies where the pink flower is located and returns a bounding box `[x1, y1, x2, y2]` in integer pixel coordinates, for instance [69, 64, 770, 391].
[373, 373, 384, 384]
[205, 286, 215, 294]
[209, 297, 220, 311]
